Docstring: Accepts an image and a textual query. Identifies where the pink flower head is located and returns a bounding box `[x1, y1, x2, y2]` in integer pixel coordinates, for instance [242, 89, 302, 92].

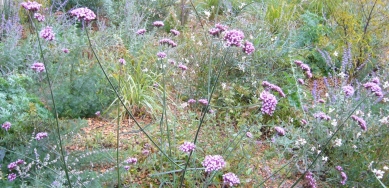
[262, 81, 286, 98]
[351, 115, 367, 131]
[35, 132, 48, 140]
[157, 52, 167, 59]
[363, 82, 383, 97]
[304, 171, 317, 188]
[224, 29, 245, 47]
[274, 126, 285, 136]
[223, 172, 240, 186]
[179, 142, 196, 153]
[16, 159, 24, 165]
[119, 58, 126, 65]
[301, 119, 308, 125]
[31, 62, 45, 73]
[371, 77, 380, 84]
[8, 173, 17, 182]
[62, 48, 69, 53]
[21, 1, 42, 12]
[178, 64, 188, 71]
[2, 121, 11, 131]
[259, 91, 278, 116]
[153, 21, 164, 27]
[142, 149, 150, 155]
[198, 99, 208, 106]
[124, 166, 130, 171]
[159, 38, 177, 48]
[340, 171, 347, 185]
[335, 166, 343, 172]
[34, 13, 45, 22]
[95, 111, 101, 116]
[70, 7, 96, 22]
[125, 157, 137, 165]
[246, 132, 253, 138]
[40, 26, 55, 41]
[342, 85, 354, 97]
[209, 28, 221, 37]
[188, 99, 196, 104]
[313, 112, 331, 121]
[170, 29, 180, 36]
[242, 41, 255, 55]
[215, 23, 228, 32]
[136, 29, 146, 35]
[298, 78, 305, 85]
[294, 60, 303, 66]
[8, 162, 17, 170]
[202, 155, 226, 172]
[318, 99, 325, 103]
[295, 60, 313, 79]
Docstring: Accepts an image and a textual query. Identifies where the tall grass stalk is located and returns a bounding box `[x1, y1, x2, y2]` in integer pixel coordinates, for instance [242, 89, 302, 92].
[116, 65, 122, 187]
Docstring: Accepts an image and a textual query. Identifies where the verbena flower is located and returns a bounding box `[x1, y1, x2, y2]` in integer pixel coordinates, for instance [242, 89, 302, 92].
[62, 48, 69, 53]
[125, 157, 137, 165]
[188, 99, 196, 104]
[36, 132, 48, 140]
[294, 60, 313, 79]
[15, 159, 24, 165]
[342, 85, 354, 97]
[95, 111, 101, 116]
[246, 132, 253, 138]
[21, 1, 42, 12]
[170, 29, 180, 36]
[371, 77, 380, 84]
[340, 171, 347, 185]
[223, 172, 240, 186]
[304, 171, 317, 188]
[153, 21, 164, 27]
[224, 29, 245, 47]
[136, 29, 146, 35]
[198, 99, 208, 106]
[242, 41, 255, 55]
[318, 99, 325, 103]
[157, 52, 167, 59]
[209, 23, 228, 37]
[8, 173, 17, 182]
[298, 79, 305, 85]
[179, 142, 196, 153]
[313, 112, 331, 121]
[301, 119, 308, 125]
[335, 166, 343, 172]
[351, 115, 367, 131]
[31, 62, 45, 73]
[274, 126, 285, 136]
[363, 82, 383, 97]
[34, 13, 45, 22]
[2, 121, 11, 131]
[70, 7, 96, 22]
[202, 155, 226, 172]
[119, 58, 126, 65]
[124, 166, 130, 171]
[8, 162, 17, 170]
[40, 26, 55, 41]
[209, 28, 221, 37]
[159, 38, 177, 48]
[372, 169, 385, 179]
[178, 64, 188, 71]
[262, 81, 286, 97]
[142, 149, 150, 155]
[259, 91, 278, 116]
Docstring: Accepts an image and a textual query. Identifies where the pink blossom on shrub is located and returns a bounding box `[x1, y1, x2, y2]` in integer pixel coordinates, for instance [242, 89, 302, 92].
[142, 149, 150, 155]
[340, 171, 347, 185]
[262, 81, 286, 98]
[16, 159, 24, 165]
[198, 99, 208, 106]
[153, 21, 164, 27]
[242, 41, 255, 55]
[95, 111, 101, 116]
[202, 155, 226, 172]
[301, 119, 308, 125]
[178, 64, 188, 71]
[259, 91, 278, 116]
[246, 132, 253, 138]
[223, 172, 240, 186]
[119, 58, 126, 65]
[188, 99, 196, 104]
[371, 77, 380, 84]
[125, 157, 137, 164]
[124, 166, 130, 170]
[8, 162, 17, 170]
[136, 29, 146, 35]
[40, 26, 55, 41]
[70, 7, 96, 22]
[2, 121, 11, 131]
[304, 171, 317, 188]
[351, 115, 367, 131]
[35, 132, 48, 140]
[363, 82, 383, 97]
[215, 23, 228, 32]
[159, 38, 177, 48]
[21, 1, 42, 12]
[313, 112, 331, 121]
[224, 29, 245, 47]
[31, 62, 45, 73]
[295, 60, 313, 79]
[274, 126, 285, 136]
[157, 52, 167, 59]
[170, 29, 180, 36]
[8, 173, 17, 182]
[209, 23, 228, 37]
[318, 99, 325, 103]
[62, 48, 69, 53]
[342, 85, 354, 97]
[179, 142, 196, 153]
[335, 166, 343, 172]
[34, 13, 45, 22]
[298, 79, 305, 85]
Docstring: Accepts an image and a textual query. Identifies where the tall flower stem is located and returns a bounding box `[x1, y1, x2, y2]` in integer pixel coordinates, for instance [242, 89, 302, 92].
[27, 13, 72, 187]
[116, 65, 122, 187]
[160, 58, 172, 156]
[83, 26, 181, 169]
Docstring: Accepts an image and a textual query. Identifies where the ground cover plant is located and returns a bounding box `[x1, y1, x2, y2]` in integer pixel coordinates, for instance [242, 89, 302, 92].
[1, 0, 389, 187]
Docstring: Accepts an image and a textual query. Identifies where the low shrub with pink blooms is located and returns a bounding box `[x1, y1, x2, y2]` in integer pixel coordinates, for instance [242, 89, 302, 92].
[259, 91, 278, 116]
[202, 155, 226, 172]
[2, 121, 11, 131]
[179, 142, 196, 153]
[21, 1, 42, 12]
[170, 29, 180, 36]
[8, 173, 17, 182]
[70, 7, 96, 22]
[31, 62, 45, 72]
[34, 13, 45, 22]
[136, 29, 146, 35]
[342, 85, 354, 97]
[157, 52, 167, 59]
[36, 132, 48, 140]
[242, 41, 255, 55]
[224, 30, 245, 47]
[153, 21, 164, 27]
[40, 26, 55, 41]
[223, 172, 240, 186]
[198, 99, 208, 106]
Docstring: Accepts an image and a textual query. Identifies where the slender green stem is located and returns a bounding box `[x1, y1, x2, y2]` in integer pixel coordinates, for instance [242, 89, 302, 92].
[28, 12, 72, 187]
[83, 25, 181, 169]
[116, 66, 122, 187]
[161, 59, 172, 156]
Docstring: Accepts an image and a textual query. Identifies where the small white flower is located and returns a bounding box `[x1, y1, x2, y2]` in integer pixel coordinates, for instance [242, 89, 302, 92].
[383, 98, 389, 103]
[204, 10, 211, 18]
[311, 146, 316, 151]
[329, 131, 333, 136]
[334, 138, 342, 147]
[379, 116, 388, 124]
[383, 81, 389, 89]
[372, 169, 385, 179]
[181, 102, 188, 109]
[368, 161, 374, 169]
[142, 68, 148, 72]
[338, 72, 346, 78]
[295, 138, 307, 147]
[352, 145, 357, 149]
[317, 150, 321, 154]
[331, 119, 337, 127]
[356, 110, 364, 116]
[383, 166, 389, 171]
[239, 2, 247, 9]
[357, 132, 362, 138]
[325, 93, 329, 98]
[334, 51, 338, 57]
[329, 108, 335, 113]
[322, 156, 328, 162]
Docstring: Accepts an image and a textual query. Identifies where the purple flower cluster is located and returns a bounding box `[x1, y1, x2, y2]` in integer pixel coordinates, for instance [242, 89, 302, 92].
[7, 159, 24, 182]
[157, 52, 167, 59]
[223, 172, 240, 186]
[335, 166, 347, 185]
[224, 29, 245, 47]
[342, 85, 354, 97]
[125, 157, 137, 165]
[70, 7, 96, 22]
[274, 126, 285, 136]
[119, 58, 126, 65]
[40, 26, 55, 41]
[188, 99, 196, 104]
[95, 111, 101, 116]
[8, 162, 17, 170]
[153, 21, 164, 27]
[371, 77, 380, 84]
[34, 13, 45, 22]
[304, 171, 317, 188]
[259, 91, 278, 116]
[246, 132, 253, 138]
[170, 29, 180, 36]
[21, 1, 42, 12]
[351, 115, 367, 131]
[262, 81, 286, 98]
[159, 38, 177, 48]
[294, 60, 313, 79]
[209, 23, 228, 37]
[178, 64, 188, 71]
[179, 142, 196, 153]
[198, 99, 208, 106]
[313, 112, 331, 121]
[31, 62, 45, 73]
[8, 173, 17, 182]
[2, 121, 11, 131]
[298, 78, 305, 85]
[36, 132, 48, 140]
[136, 29, 146, 35]
[202, 155, 226, 172]
[62, 48, 69, 53]
[363, 81, 383, 97]
[242, 41, 255, 55]
[301, 119, 308, 125]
